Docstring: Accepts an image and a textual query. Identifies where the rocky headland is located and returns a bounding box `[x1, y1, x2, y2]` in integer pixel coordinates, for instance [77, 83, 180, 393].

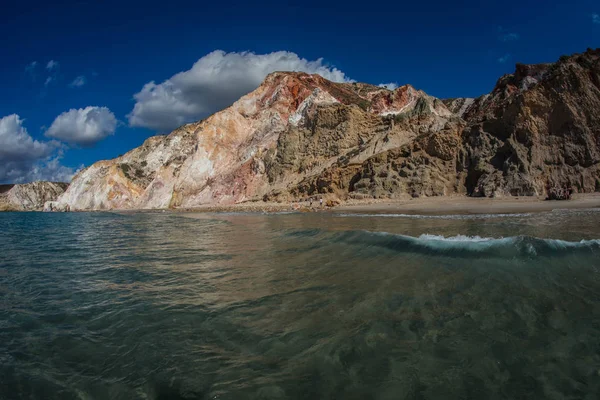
[8, 48, 600, 211]
[0, 182, 68, 211]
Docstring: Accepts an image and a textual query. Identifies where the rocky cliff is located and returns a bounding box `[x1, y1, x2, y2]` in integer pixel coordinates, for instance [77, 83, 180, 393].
[58, 48, 600, 210]
[0, 182, 68, 211]
[452, 50, 600, 196]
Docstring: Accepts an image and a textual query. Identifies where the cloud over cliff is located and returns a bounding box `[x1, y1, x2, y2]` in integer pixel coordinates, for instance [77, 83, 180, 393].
[128, 50, 351, 132]
[46, 106, 117, 147]
[0, 114, 74, 183]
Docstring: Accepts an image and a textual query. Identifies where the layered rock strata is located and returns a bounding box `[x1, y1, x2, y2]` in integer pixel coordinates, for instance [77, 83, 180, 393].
[55, 49, 600, 209]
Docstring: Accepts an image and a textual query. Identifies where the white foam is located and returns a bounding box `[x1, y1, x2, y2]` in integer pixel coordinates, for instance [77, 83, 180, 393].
[362, 231, 600, 256]
[376, 232, 516, 252]
[541, 238, 600, 249]
[417, 234, 497, 242]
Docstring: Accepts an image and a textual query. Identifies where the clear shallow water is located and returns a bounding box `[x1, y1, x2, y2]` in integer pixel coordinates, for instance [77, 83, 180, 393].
[1, 210, 600, 400]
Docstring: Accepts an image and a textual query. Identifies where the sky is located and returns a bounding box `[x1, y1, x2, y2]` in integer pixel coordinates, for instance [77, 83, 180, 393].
[1, 0, 599, 184]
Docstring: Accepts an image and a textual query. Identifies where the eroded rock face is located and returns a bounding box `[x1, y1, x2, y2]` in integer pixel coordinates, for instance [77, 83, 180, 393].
[58, 48, 600, 209]
[59, 71, 458, 209]
[461, 49, 600, 197]
[0, 182, 68, 211]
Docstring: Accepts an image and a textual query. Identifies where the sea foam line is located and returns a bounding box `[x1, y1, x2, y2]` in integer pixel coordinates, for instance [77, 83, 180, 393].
[346, 230, 600, 257]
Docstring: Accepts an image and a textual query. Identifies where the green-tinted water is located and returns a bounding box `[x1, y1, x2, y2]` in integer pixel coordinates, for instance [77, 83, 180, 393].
[1, 210, 600, 399]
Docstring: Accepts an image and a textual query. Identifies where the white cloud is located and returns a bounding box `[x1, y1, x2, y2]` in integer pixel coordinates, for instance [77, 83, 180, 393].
[46, 106, 117, 146]
[69, 76, 87, 88]
[42, 60, 60, 88]
[0, 114, 55, 161]
[0, 114, 74, 183]
[378, 82, 398, 90]
[19, 154, 79, 183]
[128, 50, 352, 132]
[497, 54, 511, 63]
[46, 60, 59, 70]
[593, 13, 600, 24]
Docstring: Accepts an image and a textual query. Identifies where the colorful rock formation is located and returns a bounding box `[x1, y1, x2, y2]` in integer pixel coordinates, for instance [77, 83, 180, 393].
[55, 48, 600, 210]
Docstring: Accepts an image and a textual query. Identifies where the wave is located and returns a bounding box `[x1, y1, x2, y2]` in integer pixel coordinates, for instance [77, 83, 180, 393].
[328, 230, 600, 258]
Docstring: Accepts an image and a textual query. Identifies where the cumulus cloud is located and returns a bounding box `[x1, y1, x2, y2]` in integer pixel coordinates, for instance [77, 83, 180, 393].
[0, 115, 55, 162]
[497, 54, 511, 63]
[593, 13, 600, 24]
[45, 106, 117, 147]
[128, 50, 352, 132]
[378, 82, 398, 90]
[69, 76, 87, 88]
[46, 60, 59, 70]
[0, 114, 75, 183]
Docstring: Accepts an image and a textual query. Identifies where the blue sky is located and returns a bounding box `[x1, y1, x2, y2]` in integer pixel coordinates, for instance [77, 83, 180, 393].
[1, 0, 599, 183]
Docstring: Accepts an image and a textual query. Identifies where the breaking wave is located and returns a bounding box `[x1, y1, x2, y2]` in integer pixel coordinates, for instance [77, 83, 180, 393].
[328, 230, 600, 258]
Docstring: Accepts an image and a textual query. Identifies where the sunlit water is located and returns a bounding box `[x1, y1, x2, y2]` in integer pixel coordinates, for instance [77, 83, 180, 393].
[1, 209, 600, 399]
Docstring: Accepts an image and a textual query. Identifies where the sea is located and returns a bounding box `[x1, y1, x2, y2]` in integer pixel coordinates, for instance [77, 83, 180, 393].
[1, 209, 600, 399]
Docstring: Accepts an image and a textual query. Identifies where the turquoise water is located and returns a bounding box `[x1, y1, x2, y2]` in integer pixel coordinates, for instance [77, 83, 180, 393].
[1, 209, 600, 399]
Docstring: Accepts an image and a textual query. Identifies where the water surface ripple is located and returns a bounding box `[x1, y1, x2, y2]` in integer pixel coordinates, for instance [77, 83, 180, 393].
[1, 210, 600, 399]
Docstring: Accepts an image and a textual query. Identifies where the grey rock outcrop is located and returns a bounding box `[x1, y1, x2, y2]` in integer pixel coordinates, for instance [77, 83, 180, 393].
[0, 182, 68, 211]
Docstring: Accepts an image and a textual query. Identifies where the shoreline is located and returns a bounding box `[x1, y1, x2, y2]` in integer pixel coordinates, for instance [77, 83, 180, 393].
[333, 193, 600, 215]
[172, 193, 600, 216]
[5, 193, 600, 216]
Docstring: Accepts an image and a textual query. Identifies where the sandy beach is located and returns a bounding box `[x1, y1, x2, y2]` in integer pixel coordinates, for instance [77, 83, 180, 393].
[334, 193, 600, 215]
[170, 193, 600, 216]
